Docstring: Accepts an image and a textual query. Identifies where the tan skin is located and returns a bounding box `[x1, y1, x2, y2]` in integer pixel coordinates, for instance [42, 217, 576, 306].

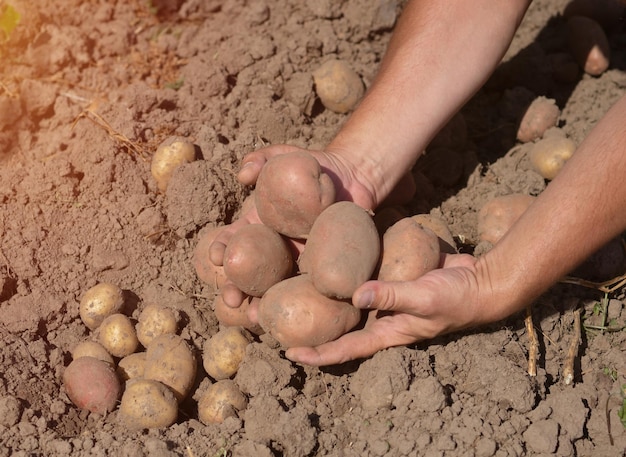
[210, 0, 626, 366]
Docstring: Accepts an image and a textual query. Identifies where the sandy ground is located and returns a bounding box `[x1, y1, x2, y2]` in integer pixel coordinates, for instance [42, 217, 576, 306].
[0, 0, 625, 455]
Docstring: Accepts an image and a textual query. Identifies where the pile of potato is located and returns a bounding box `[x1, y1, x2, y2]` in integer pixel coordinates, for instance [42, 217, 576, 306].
[64, 282, 251, 428]
[194, 150, 457, 349]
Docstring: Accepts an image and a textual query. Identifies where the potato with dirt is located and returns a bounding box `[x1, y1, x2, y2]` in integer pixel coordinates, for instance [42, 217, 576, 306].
[410, 213, 457, 254]
[254, 150, 336, 239]
[151, 139, 196, 192]
[223, 223, 294, 297]
[377, 217, 441, 282]
[313, 59, 365, 113]
[71, 341, 114, 366]
[118, 378, 178, 429]
[116, 352, 146, 382]
[135, 304, 178, 348]
[202, 326, 251, 380]
[98, 313, 139, 358]
[197, 379, 248, 425]
[63, 356, 121, 415]
[529, 136, 576, 180]
[566, 15, 610, 76]
[257, 274, 362, 348]
[299, 201, 380, 299]
[79, 282, 125, 331]
[516, 96, 560, 143]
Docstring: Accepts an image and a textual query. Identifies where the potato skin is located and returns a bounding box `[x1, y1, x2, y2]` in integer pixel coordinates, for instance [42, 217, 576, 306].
[197, 379, 248, 425]
[299, 201, 380, 299]
[567, 15, 610, 76]
[151, 140, 196, 192]
[143, 334, 197, 402]
[529, 136, 576, 180]
[98, 313, 139, 358]
[63, 356, 121, 415]
[411, 214, 457, 254]
[118, 378, 178, 429]
[477, 194, 536, 244]
[516, 97, 560, 143]
[313, 59, 365, 114]
[79, 282, 124, 331]
[136, 304, 178, 348]
[255, 151, 336, 238]
[202, 326, 251, 380]
[192, 225, 228, 289]
[71, 341, 114, 366]
[377, 217, 441, 282]
[223, 224, 294, 297]
[257, 274, 362, 348]
[116, 352, 147, 382]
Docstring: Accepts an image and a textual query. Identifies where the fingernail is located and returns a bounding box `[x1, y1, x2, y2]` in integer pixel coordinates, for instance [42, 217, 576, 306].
[356, 289, 374, 309]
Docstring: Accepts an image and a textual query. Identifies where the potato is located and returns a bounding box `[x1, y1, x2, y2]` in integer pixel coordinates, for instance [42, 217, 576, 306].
[71, 341, 114, 366]
[198, 379, 248, 425]
[313, 59, 365, 114]
[516, 97, 560, 143]
[477, 194, 536, 244]
[258, 274, 362, 348]
[299, 201, 380, 299]
[223, 224, 294, 297]
[118, 378, 178, 429]
[144, 334, 197, 402]
[98, 313, 139, 358]
[79, 282, 124, 331]
[136, 304, 178, 348]
[151, 139, 196, 192]
[411, 214, 457, 254]
[116, 352, 146, 382]
[377, 217, 441, 282]
[192, 225, 228, 289]
[255, 150, 336, 238]
[566, 15, 610, 76]
[529, 136, 576, 180]
[214, 294, 264, 335]
[203, 326, 251, 380]
[563, 0, 625, 33]
[63, 356, 121, 415]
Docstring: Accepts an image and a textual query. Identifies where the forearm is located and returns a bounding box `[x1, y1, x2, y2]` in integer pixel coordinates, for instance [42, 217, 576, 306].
[478, 94, 626, 322]
[329, 0, 532, 207]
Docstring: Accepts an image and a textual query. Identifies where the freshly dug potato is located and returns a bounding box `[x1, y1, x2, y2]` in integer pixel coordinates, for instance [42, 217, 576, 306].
[203, 326, 251, 380]
[313, 59, 365, 114]
[71, 341, 114, 366]
[197, 379, 248, 425]
[566, 15, 610, 76]
[411, 214, 457, 254]
[377, 217, 441, 282]
[79, 282, 124, 331]
[63, 356, 121, 415]
[136, 304, 178, 348]
[563, 0, 625, 33]
[257, 274, 362, 348]
[151, 139, 196, 192]
[477, 194, 536, 244]
[299, 201, 380, 299]
[118, 378, 178, 429]
[116, 352, 146, 382]
[516, 97, 561, 143]
[529, 136, 576, 180]
[214, 294, 264, 335]
[98, 313, 139, 358]
[144, 334, 197, 402]
[223, 224, 294, 297]
[192, 225, 228, 289]
[255, 150, 336, 238]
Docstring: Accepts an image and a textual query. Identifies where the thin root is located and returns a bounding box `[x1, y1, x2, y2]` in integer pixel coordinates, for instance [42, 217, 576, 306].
[563, 307, 581, 385]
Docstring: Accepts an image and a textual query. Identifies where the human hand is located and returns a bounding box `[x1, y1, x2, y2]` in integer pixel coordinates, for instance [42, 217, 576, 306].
[285, 253, 493, 366]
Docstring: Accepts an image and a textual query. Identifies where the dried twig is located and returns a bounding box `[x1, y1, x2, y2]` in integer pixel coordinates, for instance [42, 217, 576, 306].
[563, 307, 582, 385]
[525, 305, 539, 377]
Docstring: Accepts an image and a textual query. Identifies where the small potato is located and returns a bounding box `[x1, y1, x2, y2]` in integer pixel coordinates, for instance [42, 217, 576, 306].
[477, 194, 536, 245]
[98, 313, 139, 358]
[151, 139, 196, 192]
[255, 150, 336, 238]
[411, 214, 457, 254]
[313, 59, 365, 114]
[79, 283, 124, 331]
[529, 136, 576, 180]
[136, 304, 178, 348]
[377, 217, 441, 282]
[144, 334, 197, 402]
[197, 379, 248, 425]
[192, 225, 228, 289]
[299, 201, 380, 299]
[214, 294, 264, 335]
[118, 378, 178, 429]
[203, 326, 251, 380]
[63, 356, 121, 415]
[516, 97, 560, 143]
[116, 352, 147, 382]
[258, 274, 362, 348]
[71, 341, 114, 366]
[223, 224, 294, 297]
[567, 15, 610, 76]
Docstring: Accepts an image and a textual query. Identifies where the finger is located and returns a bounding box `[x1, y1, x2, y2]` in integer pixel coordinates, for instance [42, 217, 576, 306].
[237, 145, 304, 185]
[220, 283, 246, 308]
[440, 252, 476, 269]
[353, 279, 438, 317]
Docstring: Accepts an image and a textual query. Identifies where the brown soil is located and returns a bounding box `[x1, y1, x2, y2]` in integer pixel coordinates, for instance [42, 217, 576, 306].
[1, 0, 625, 456]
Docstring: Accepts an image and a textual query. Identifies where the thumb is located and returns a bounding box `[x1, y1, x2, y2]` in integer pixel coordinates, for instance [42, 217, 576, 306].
[353, 280, 421, 314]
